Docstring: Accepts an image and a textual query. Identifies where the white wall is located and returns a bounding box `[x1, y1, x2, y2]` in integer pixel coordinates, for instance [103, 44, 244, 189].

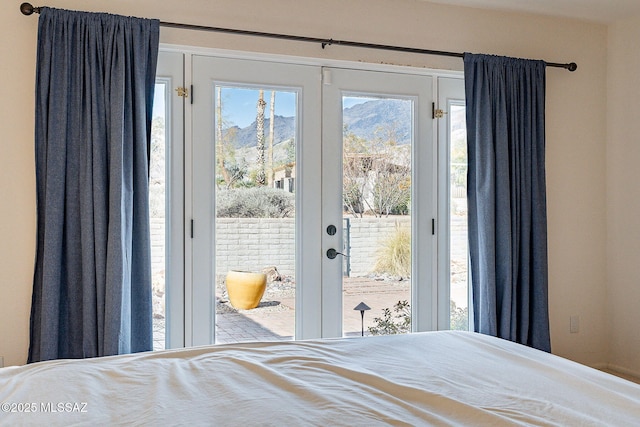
[0, 0, 610, 367]
[606, 16, 640, 377]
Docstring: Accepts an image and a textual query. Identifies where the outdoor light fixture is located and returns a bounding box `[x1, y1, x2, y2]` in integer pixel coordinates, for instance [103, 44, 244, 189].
[353, 302, 371, 337]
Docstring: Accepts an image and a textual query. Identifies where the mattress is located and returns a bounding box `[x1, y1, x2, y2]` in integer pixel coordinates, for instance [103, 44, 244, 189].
[1, 331, 639, 426]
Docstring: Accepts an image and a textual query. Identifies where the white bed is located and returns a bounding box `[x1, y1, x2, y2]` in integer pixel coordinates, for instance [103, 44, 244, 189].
[1, 331, 639, 426]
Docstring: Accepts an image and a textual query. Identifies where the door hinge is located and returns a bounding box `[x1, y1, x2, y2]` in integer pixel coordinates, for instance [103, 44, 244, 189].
[176, 86, 189, 98]
[432, 218, 435, 235]
[190, 219, 194, 239]
[432, 102, 448, 119]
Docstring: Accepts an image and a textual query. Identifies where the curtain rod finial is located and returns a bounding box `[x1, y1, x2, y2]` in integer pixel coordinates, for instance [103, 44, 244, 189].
[20, 2, 39, 15]
[568, 62, 577, 72]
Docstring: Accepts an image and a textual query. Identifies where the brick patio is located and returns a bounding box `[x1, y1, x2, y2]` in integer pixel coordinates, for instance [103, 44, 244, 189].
[154, 276, 468, 350]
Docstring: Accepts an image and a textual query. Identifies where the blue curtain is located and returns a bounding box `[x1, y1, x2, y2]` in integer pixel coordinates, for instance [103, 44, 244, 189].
[28, 8, 160, 362]
[464, 54, 550, 352]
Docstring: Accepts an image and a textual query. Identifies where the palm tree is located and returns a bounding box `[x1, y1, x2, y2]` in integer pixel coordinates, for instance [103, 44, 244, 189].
[256, 89, 267, 185]
[216, 87, 232, 186]
[268, 91, 276, 185]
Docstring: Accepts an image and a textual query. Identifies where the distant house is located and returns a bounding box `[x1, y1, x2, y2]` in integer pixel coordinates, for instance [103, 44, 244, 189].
[272, 162, 295, 193]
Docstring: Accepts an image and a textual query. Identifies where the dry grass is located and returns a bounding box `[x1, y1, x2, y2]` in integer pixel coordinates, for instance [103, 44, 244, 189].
[373, 224, 411, 278]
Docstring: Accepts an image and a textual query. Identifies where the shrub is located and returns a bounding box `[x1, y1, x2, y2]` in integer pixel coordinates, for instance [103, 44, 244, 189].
[372, 175, 410, 216]
[367, 300, 469, 336]
[450, 300, 469, 331]
[373, 224, 411, 278]
[216, 187, 295, 218]
[368, 300, 411, 335]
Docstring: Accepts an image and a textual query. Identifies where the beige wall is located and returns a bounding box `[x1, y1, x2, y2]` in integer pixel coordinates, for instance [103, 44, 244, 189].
[0, 0, 611, 368]
[607, 16, 640, 377]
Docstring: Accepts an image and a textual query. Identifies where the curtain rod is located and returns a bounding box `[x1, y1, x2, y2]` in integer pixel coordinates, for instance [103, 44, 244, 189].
[20, 2, 578, 72]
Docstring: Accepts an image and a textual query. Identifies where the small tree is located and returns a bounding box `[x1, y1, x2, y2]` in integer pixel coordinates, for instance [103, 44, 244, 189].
[342, 122, 411, 217]
[342, 127, 369, 217]
[368, 300, 411, 335]
[372, 172, 410, 216]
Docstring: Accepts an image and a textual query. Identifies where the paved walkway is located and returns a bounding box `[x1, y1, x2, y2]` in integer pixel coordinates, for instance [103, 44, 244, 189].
[154, 276, 467, 350]
[152, 278, 408, 349]
[216, 277, 413, 344]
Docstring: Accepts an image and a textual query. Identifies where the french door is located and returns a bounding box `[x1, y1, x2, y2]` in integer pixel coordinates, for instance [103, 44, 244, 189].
[321, 68, 435, 335]
[155, 52, 467, 348]
[192, 56, 322, 345]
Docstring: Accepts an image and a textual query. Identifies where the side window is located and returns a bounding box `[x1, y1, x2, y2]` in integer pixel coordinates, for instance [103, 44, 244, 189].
[152, 51, 185, 350]
[437, 77, 470, 331]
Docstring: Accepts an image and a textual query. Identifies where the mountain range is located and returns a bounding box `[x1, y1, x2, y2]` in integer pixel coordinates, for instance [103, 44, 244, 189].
[225, 98, 412, 150]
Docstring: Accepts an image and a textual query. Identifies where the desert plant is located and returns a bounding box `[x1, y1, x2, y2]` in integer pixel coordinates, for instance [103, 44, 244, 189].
[368, 300, 411, 335]
[450, 300, 469, 331]
[216, 187, 294, 218]
[368, 300, 468, 336]
[372, 174, 410, 216]
[373, 224, 411, 278]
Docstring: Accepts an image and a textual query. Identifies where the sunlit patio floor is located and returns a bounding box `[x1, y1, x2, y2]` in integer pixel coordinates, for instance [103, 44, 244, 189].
[154, 276, 468, 351]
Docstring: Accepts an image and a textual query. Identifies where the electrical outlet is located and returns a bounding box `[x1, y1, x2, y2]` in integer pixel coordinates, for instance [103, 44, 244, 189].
[570, 315, 580, 334]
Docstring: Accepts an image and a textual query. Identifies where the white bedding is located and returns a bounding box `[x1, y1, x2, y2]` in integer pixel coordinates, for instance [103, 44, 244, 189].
[1, 331, 639, 426]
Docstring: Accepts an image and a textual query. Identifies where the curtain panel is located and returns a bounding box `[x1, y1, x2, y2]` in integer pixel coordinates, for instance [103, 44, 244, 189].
[29, 8, 159, 362]
[464, 54, 550, 351]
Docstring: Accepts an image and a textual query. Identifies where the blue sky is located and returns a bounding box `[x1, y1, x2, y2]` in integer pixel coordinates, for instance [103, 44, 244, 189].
[218, 87, 296, 128]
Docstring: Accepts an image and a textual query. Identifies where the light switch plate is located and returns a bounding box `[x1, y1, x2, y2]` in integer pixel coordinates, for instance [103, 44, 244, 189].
[570, 315, 580, 334]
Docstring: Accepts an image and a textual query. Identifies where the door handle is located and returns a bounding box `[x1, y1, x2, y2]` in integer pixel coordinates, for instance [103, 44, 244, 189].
[326, 248, 348, 259]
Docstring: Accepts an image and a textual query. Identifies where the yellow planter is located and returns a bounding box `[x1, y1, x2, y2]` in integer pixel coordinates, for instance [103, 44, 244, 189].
[225, 270, 267, 310]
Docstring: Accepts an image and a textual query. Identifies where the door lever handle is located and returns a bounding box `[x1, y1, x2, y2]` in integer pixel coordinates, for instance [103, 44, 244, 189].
[326, 248, 349, 259]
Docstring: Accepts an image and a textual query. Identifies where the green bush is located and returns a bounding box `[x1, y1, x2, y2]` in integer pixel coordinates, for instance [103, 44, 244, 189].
[216, 187, 295, 218]
[373, 224, 411, 278]
[450, 300, 469, 331]
[372, 175, 410, 216]
[368, 300, 411, 335]
[368, 300, 469, 336]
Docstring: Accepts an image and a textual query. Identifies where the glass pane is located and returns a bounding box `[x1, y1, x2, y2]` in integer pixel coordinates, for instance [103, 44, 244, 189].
[449, 104, 469, 330]
[341, 96, 412, 337]
[151, 83, 167, 350]
[214, 86, 297, 344]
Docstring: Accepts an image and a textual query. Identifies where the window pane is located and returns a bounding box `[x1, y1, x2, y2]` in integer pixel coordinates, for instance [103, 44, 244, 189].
[449, 104, 469, 330]
[214, 86, 297, 344]
[341, 96, 412, 337]
[151, 82, 167, 350]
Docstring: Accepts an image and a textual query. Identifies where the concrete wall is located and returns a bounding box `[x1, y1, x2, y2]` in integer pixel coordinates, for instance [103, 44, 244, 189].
[211, 217, 410, 277]
[0, 0, 610, 367]
[216, 218, 296, 276]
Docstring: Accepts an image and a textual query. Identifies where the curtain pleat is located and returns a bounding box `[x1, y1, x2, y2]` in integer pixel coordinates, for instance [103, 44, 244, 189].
[29, 7, 159, 362]
[464, 53, 550, 352]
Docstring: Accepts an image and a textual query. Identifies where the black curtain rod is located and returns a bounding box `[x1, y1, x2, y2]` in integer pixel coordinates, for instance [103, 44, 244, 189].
[20, 2, 577, 72]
